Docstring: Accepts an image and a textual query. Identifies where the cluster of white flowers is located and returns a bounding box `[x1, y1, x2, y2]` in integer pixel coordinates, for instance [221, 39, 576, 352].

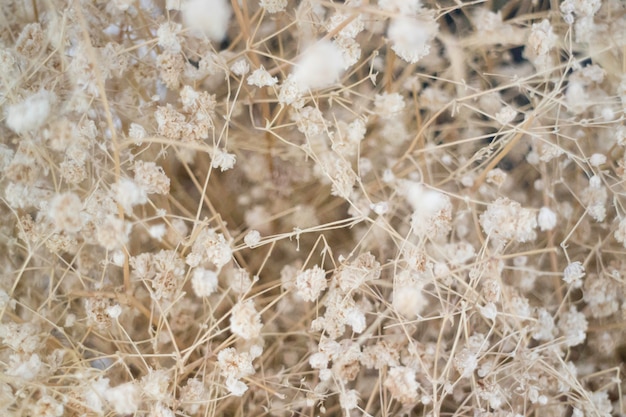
[247, 66, 278, 87]
[392, 270, 427, 319]
[217, 346, 261, 396]
[211, 148, 237, 171]
[563, 261, 585, 288]
[2, 0, 625, 414]
[230, 299, 263, 340]
[480, 197, 537, 245]
[526, 20, 557, 72]
[558, 306, 588, 347]
[186, 228, 232, 269]
[295, 265, 327, 301]
[283, 39, 348, 105]
[5, 90, 56, 134]
[383, 366, 420, 405]
[182, 0, 231, 41]
[388, 14, 438, 64]
[401, 182, 453, 240]
[191, 267, 219, 297]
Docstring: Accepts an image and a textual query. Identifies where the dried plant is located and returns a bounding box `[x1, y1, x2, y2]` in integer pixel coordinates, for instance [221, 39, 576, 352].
[0, 0, 625, 416]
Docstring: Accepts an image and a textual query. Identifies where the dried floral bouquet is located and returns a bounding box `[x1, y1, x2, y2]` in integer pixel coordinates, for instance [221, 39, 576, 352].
[0, 0, 625, 416]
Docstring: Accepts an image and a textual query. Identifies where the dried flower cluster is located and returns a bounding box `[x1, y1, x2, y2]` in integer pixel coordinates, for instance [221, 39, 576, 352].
[1, 0, 625, 416]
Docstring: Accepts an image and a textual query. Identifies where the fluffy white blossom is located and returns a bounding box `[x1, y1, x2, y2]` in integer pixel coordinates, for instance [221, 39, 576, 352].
[49, 192, 83, 233]
[157, 22, 182, 52]
[6, 90, 56, 134]
[384, 366, 420, 404]
[392, 270, 427, 318]
[402, 182, 452, 240]
[114, 178, 148, 214]
[217, 347, 257, 396]
[230, 299, 263, 340]
[292, 41, 345, 91]
[558, 306, 588, 347]
[388, 15, 438, 64]
[212, 148, 236, 171]
[339, 389, 359, 411]
[105, 382, 140, 415]
[563, 261, 585, 288]
[480, 197, 537, 244]
[186, 228, 232, 269]
[230, 59, 250, 76]
[191, 267, 219, 297]
[454, 348, 478, 378]
[537, 206, 557, 231]
[378, 0, 422, 14]
[527, 19, 557, 72]
[244, 230, 261, 247]
[374, 92, 405, 119]
[295, 265, 327, 301]
[495, 106, 517, 125]
[182, 0, 232, 42]
[247, 66, 278, 87]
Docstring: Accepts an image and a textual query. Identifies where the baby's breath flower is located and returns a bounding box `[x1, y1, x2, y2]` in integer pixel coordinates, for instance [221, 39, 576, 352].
[384, 366, 420, 405]
[96, 215, 130, 251]
[191, 267, 219, 297]
[327, 12, 364, 39]
[335, 252, 381, 292]
[537, 206, 557, 231]
[230, 59, 250, 76]
[33, 395, 64, 417]
[104, 382, 140, 415]
[292, 41, 345, 91]
[217, 347, 255, 379]
[141, 369, 171, 401]
[295, 265, 327, 301]
[339, 389, 359, 411]
[6, 353, 43, 380]
[247, 66, 278, 87]
[157, 22, 182, 52]
[378, 0, 421, 14]
[230, 299, 263, 340]
[388, 15, 438, 64]
[583, 272, 620, 318]
[563, 261, 585, 288]
[454, 348, 479, 378]
[15, 23, 45, 58]
[49, 192, 83, 233]
[212, 148, 237, 171]
[244, 230, 261, 247]
[374, 92, 405, 119]
[260, 0, 288, 13]
[558, 306, 588, 347]
[495, 106, 517, 125]
[6, 90, 56, 134]
[392, 270, 427, 318]
[480, 197, 537, 244]
[186, 228, 232, 269]
[182, 0, 232, 41]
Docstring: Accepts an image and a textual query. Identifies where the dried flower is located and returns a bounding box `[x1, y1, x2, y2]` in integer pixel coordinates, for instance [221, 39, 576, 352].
[247, 66, 278, 87]
[182, 0, 232, 41]
[388, 15, 438, 64]
[191, 267, 219, 297]
[384, 366, 420, 405]
[295, 266, 327, 301]
[563, 262, 585, 288]
[230, 299, 263, 340]
[260, 0, 288, 14]
[6, 90, 56, 134]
